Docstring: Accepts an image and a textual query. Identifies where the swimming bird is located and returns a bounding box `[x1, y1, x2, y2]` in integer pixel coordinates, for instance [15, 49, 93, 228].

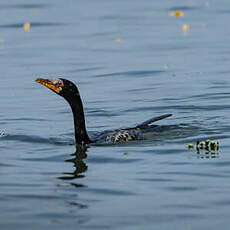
[35, 78, 172, 145]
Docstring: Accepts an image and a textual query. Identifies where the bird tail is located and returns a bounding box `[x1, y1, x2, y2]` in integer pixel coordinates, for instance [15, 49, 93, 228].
[136, 114, 172, 128]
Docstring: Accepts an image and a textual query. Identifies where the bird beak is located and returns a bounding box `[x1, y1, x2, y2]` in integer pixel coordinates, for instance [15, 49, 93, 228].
[35, 78, 62, 93]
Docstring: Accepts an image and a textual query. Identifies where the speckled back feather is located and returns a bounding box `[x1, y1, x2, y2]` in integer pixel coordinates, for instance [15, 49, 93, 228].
[105, 129, 139, 143]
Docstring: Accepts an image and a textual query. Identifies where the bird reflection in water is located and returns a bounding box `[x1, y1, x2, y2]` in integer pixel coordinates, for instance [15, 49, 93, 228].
[58, 144, 88, 181]
[57, 145, 89, 209]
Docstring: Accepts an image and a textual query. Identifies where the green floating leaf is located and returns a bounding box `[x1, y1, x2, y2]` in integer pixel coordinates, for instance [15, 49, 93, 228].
[187, 144, 194, 149]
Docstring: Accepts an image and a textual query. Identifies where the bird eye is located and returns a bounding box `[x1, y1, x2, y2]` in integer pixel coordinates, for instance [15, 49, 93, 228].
[57, 81, 63, 87]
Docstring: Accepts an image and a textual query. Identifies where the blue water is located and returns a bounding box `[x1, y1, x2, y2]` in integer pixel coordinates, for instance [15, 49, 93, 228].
[1, 0, 230, 229]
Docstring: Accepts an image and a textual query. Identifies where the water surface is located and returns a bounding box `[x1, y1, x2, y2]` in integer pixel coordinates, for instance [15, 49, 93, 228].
[1, 0, 230, 229]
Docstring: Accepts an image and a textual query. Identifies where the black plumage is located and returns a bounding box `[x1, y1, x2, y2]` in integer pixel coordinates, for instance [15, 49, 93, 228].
[36, 78, 172, 145]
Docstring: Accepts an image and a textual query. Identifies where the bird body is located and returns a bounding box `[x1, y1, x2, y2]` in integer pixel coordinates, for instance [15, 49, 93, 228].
[91, 128, 140, 144]
[36, 78, 172, 145]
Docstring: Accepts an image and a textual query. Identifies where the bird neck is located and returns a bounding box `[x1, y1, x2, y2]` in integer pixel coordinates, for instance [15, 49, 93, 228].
[68, 93, 91, 145]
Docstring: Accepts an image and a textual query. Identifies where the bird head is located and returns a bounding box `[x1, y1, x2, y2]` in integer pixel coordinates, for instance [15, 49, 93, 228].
[35, 78, 80, 102]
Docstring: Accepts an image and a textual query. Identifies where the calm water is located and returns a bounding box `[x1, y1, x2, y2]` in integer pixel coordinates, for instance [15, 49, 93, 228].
[1, 0, 230, 229]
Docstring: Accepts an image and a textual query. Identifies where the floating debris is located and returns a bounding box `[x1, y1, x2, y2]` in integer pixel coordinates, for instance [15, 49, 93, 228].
[187, 143, 194, 149]
[197, 140, 219, 151]
[210, 141, 219, 151]
[197, 141, 206, 150]
[24, 23, 31, 32]
[169, 10, 184, 17]
[182, 24, 190, 35]
[187, 139, 219, 152]
[115, 37, 122, 42]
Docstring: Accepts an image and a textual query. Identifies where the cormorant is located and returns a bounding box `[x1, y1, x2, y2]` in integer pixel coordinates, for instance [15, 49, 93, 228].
[36, 78, 172, 145]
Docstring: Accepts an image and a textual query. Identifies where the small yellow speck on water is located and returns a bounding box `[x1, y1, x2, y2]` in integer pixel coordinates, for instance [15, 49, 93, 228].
[182, 24, 189, 31]
[115, 37, 122, 42]
[170, 10, 184, 17]
[0, 39, 4, 43]
[24, 23, 31, 31]
[182, 24, 190, 35]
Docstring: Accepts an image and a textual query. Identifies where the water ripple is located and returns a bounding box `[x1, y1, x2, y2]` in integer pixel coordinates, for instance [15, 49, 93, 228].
[94, 70, 165, 78]
[0, 134, 72, 145]
[202, 161, 230, 167]
[123, 104, 230, 113]
[166, 186, 198, 192]
[88, 156, 141, 164]
[159, 171, 228, 178]
[187, 92, 230, 100]
[168, 6, 200, 11]
[83, 187, 136, 196]
[0, 22, 64, 29]
[5, 194, 62, 200]
[137, 178, 175, 183]
[0, 3, 52, 10]
[3, 118, 48, 122]
[0, 163, 14, 167]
